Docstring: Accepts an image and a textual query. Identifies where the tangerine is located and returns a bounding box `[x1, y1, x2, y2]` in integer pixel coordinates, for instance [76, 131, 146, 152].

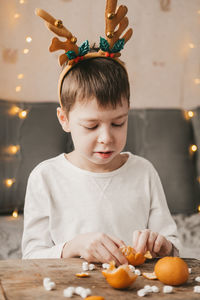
[102, 261, 137, 289]
[120, 246, 151, 266]
[154, 256, 189, 286]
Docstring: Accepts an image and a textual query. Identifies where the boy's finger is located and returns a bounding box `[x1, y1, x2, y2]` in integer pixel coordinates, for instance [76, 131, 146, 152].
[153, 234, 164, 254]
[97, 243, 122, 265]
[132, 230, 141, 249]
[107, 234, 126, 248]
[102, 236, 128, 265]
[147, 231, 157, 253]
[136, 230, 150, 253]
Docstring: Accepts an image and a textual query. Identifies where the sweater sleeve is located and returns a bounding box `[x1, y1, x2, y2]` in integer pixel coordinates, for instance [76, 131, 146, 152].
[147, 166, 181, 255]
[22, 168, 65, 259]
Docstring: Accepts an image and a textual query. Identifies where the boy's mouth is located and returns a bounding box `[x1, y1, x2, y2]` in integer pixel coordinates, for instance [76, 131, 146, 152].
[95, 151, 113, 158]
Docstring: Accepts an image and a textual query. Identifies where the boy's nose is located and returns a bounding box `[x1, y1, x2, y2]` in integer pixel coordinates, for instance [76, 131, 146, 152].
[97, 127, 113, 144]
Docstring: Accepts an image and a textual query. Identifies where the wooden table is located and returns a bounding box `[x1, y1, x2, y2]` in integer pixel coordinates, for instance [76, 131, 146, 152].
[0, 258, 199, 299]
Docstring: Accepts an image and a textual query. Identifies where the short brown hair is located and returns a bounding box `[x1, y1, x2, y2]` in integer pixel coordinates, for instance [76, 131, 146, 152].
[60, 57, 130, 113]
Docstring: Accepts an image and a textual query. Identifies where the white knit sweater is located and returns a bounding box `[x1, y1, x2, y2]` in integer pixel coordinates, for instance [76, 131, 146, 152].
[22, 152, 180, 258]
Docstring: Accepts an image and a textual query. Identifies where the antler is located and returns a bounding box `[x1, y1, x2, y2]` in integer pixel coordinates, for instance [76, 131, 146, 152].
[35, 8, 79, 66]
[105, 0, 133, 49]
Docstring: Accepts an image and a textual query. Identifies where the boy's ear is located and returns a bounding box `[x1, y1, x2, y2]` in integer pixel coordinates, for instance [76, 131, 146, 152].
[57, 107, 70, 132]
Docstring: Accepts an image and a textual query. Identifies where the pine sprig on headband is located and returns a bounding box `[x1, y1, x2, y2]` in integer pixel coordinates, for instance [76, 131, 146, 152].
[100, 37, 125, 54]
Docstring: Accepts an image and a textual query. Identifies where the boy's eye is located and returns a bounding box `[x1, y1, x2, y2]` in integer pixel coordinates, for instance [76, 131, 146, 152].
[112, 122, 125, 127]
[84, 125, 98, 130]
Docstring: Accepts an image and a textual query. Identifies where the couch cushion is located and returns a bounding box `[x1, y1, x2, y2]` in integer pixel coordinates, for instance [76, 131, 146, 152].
[125, 109, 199, 214]
[0, 99, 73, 214]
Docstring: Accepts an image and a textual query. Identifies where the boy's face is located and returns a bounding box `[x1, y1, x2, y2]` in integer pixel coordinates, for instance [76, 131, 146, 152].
[57, 98, 129, 172]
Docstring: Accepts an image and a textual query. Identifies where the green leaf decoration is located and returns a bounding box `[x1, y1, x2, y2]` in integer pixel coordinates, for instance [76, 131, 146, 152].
[99, 37, 110, 52]
[66, 51, 77, 60]
[79, 40, 90, 56]
[111, 39, 125, 53]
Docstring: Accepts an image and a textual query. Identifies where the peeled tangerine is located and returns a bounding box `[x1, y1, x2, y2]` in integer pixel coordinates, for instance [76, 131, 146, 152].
[154, 256, 189, 286]
[102, 261, 137, 289]
[120, 245, 152, 266]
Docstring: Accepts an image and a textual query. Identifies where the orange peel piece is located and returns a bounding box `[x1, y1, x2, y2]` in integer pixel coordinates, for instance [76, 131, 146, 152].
[84, 297, 105, 300]
[75, 272, 90, 277]
[102, 261, 137, 289]
[144, 250, 152, 259]
[142, 271, 157, 280]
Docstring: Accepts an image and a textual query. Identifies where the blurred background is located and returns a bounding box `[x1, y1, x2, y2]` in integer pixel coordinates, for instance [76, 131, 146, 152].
[0, 0, 200, 108]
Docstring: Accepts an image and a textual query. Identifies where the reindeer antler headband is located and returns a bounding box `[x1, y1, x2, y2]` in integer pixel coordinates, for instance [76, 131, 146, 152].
[35, 0, 133, 104]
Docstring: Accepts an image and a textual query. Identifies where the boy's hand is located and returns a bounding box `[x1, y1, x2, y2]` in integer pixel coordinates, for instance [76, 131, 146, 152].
[132, 229, 172, 257]
[62, 232, 128, 266]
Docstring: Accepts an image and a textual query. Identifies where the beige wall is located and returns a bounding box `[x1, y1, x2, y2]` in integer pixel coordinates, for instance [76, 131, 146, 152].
[0, 0, 200, 108]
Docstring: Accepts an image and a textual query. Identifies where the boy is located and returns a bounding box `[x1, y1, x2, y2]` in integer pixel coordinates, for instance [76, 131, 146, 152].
[22, 3, 180, 264]
[22, 57, 179, 264]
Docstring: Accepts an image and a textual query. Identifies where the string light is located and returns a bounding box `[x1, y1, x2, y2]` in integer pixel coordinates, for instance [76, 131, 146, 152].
[187, 110, 194, 118]
[183, 110, 195, 120]
[12, 209, 18, 218]
[189, 144, 198, 155]
[194, 78, 200, 85]
[8, 106, 21, 115]
[17, 73, 24, 79]
[4, 178, 15, 187]
[6, 145, 20, 155]
[191, 145, 198, 152]
[19, 0, 25, 3]
[198, 10, 200, 14]
[18, 110, 28, 119]
[23, 48, 29, 54]
[198, 205, 200, 214]
[188, 43, 195, 49]
[8, 107, 28, 118]
[26, 36, 32, 43]
[15, 86, 21, 92]
[14, 13, 20, 19]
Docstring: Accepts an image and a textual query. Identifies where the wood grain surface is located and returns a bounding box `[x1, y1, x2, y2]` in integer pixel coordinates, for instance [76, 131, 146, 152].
[0, 258, 199, 299]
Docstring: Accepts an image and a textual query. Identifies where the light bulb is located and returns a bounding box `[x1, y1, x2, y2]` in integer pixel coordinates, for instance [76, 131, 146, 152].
[12, 209, 18, 218]
[17, 73, 24, 79]
[194, 78, 200, 85]
[5, 178, 15, 187]
[187, 111, 194, 118]
[183, 110, 195, 120]
[18, 110, 28, 119]
[15, 86, 21, 92]
[14, 13, 20, 19]
[26, 36, 32, 43]
[9, 106, 21, 115]
[23, 48, 29, 54]
[7, 145, 20, 154]
[189, 144, 198, 153]
[189, 43, 195, 49]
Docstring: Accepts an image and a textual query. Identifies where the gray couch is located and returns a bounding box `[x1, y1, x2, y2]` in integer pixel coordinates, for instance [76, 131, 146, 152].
[0, 99, 200, 260]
